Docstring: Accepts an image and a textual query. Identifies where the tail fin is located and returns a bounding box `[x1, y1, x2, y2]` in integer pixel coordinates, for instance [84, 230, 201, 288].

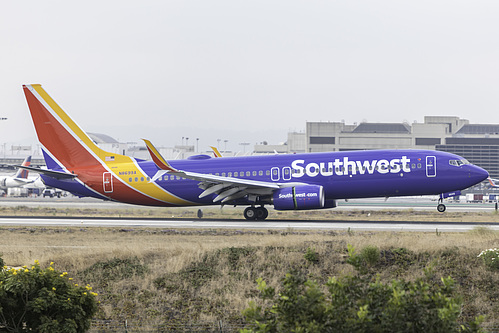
[14, 156, 31, 178]
[488, 177, 499, 188]
[23, 84, 126, 171]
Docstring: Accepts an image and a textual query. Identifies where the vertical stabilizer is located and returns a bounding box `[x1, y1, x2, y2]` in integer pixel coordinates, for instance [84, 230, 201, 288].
[23, 84, 126, 171]
[14, 156, 31, 178]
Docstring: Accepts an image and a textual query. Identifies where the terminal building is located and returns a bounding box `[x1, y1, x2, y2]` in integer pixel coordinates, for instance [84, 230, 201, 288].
[306, 116, 499, 179]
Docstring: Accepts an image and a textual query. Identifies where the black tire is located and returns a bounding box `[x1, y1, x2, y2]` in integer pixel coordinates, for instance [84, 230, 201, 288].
[255, 207, 269, 221]
[244, 207, 257, 220]
[437, 203, 446, 213]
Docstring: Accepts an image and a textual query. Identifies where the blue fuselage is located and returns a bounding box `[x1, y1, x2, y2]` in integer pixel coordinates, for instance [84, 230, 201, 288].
[43, 149, 489, 207]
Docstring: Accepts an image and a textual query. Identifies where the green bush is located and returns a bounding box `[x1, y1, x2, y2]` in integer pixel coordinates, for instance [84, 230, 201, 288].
[242, 270, 484, 333]
[0, 260, 98, 332]
[478, 248, 499, 270]
[304, 247, 319, 264]
[346, 244, 380, 273]
[360, 245, 380, 267]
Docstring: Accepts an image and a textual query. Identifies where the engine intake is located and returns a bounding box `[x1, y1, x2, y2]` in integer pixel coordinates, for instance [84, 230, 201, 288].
[273, 185, 325, 210]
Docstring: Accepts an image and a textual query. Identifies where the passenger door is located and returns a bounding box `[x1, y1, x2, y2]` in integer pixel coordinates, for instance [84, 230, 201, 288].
[426, 156, 436, 177]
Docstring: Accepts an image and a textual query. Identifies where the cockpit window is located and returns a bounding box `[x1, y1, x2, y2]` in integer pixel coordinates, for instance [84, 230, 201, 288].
[449, 159, 470, 167]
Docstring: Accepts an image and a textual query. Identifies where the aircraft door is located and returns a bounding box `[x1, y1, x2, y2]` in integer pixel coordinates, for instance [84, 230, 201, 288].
[426, 156, 436, 177]
[271, 167, 280, 181]
[103, 172, 113, 193]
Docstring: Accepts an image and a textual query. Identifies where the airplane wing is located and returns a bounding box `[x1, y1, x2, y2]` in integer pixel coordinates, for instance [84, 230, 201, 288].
[15, 165, 78, 179]
[143, 139, 296, 204]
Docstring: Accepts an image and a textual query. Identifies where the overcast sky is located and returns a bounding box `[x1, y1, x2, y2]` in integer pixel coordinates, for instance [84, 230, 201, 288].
[2, 1, 499, 153]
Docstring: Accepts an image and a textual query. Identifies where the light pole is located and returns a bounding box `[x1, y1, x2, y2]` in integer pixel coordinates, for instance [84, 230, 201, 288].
[239, 142, 250, 153]
[196, 138, 199, 153]
[224, 140, 228, 152]
[0, 117, 7, 160]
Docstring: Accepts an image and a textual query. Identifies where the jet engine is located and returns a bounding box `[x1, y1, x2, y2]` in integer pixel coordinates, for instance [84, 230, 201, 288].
[273, 185, 326, 210]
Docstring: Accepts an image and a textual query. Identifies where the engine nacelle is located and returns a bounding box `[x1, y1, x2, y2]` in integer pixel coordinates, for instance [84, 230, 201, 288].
[273, 185, 325, 210]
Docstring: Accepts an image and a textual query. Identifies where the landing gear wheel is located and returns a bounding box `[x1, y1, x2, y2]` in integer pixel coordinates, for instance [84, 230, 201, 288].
[437, 203, 446, 213]
[255, 207, 269, 221]
[244, 207, 257, 220]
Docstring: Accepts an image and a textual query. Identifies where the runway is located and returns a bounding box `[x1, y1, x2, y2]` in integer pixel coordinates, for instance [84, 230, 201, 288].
[0, 196, 498, 232]
[0, 195, 497, 211]
[0, 216, 497, 232]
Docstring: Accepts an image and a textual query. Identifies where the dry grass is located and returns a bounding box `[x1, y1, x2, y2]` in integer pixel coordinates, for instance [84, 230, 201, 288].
[2, 204, 499, 222]
[1, 224, 499, 330]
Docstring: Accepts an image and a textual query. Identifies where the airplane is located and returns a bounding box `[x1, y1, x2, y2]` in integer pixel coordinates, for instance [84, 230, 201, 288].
[0, 156, 34, 191]
[21, 84, 489, 220]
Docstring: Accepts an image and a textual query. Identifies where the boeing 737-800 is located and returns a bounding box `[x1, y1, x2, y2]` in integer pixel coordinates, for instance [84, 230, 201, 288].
[21, 84, 488, 220]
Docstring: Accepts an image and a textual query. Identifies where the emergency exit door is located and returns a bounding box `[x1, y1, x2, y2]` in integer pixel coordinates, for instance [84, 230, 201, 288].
[103, 172, 113, 193]
[426, 156, 436, 177]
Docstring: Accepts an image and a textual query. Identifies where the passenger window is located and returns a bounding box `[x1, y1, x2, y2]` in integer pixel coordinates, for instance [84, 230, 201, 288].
[228, 172, 232, 177]
[266, 170, 270, 176]
[246, 171, 250, 176]
[234, 172, 238, 177]
[129, 178, 132, 182]
[252, 171, 257, 176]
[135, 177, 138, 182]
[259, 170, 263, 176]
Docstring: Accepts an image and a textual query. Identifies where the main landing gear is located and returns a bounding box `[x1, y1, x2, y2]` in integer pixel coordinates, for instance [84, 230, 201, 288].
[244, 206, 269, 221]
[437, 198, 446, 213]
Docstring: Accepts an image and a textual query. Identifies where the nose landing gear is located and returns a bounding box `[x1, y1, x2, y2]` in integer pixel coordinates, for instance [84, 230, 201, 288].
[244, 206, 269, 220]
[437, 198, 446, 213]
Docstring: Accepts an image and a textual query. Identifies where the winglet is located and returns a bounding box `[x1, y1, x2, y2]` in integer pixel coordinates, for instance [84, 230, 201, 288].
[142, 139, 178, 172]
[210, 146, 222, 158]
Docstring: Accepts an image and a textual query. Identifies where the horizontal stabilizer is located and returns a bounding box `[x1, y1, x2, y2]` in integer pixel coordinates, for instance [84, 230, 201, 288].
[11, 178, 34, 184]
[15, 165, 78, 179]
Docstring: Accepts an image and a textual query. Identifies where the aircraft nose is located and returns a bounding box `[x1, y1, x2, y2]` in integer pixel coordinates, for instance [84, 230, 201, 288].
[470, 165, 489, 183]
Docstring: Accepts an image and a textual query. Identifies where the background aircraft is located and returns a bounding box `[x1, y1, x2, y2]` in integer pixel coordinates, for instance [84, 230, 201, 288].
[0, 156, 33, 191]
[21, 84, 489, 220]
